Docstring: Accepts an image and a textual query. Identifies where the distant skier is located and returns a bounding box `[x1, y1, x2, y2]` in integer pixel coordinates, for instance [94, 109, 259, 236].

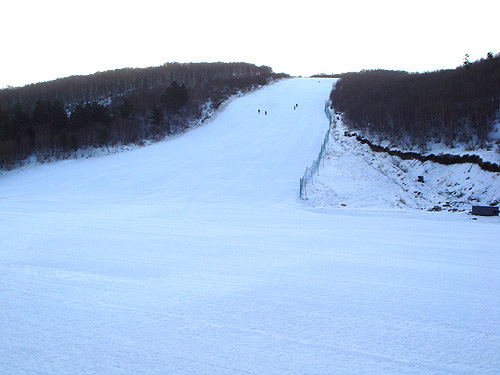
[264, 111, 267, 115]
[258, 109, 260, 114]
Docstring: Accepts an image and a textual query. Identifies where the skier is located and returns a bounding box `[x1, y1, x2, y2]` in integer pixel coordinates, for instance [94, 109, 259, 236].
[258, 109, 260, 114]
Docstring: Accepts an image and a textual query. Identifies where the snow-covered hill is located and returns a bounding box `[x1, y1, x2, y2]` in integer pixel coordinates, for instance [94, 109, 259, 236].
[1, 78, 499, 375]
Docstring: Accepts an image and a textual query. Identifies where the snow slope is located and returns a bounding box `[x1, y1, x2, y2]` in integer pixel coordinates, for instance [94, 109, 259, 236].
[1, 78, 499, 375]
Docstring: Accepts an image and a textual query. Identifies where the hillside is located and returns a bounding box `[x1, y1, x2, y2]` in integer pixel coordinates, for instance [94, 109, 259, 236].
[0, 62, 286, 169]
[1, 78, 499, 375]
[330, 53, 500, 151]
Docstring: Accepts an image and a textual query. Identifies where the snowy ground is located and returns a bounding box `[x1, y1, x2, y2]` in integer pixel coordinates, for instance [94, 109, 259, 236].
[1, 78, 499, 375]
[306, 116, 500, 211]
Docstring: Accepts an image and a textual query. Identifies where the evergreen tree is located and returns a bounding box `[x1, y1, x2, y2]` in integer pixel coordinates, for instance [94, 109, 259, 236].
[149, 105, 164, 135]
[161, 81, 189, 113]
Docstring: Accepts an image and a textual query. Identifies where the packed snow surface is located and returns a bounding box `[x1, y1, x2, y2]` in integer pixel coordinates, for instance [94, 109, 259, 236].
[1, 79, 499, 374]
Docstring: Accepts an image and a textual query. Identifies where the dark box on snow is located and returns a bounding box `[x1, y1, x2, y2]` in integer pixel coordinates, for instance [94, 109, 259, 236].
[471, 206, 499, 216]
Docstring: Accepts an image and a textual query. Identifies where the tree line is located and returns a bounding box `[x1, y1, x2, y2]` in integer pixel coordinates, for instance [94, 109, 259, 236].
[0, 63, 287, 169]
[329, 53, 500, 150]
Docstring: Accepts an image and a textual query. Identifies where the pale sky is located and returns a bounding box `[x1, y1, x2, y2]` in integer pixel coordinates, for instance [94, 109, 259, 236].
[1, 0, 498, 88]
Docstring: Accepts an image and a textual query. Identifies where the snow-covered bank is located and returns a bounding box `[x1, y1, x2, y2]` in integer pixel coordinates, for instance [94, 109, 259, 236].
[307, 114, 500, 212]
[1, 78, 499, 375]
[363, 122, 500, 166]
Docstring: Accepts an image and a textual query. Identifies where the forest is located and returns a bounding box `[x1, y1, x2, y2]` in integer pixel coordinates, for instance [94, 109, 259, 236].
[0, 62, 287, 169]
[330, 53, 500, 150]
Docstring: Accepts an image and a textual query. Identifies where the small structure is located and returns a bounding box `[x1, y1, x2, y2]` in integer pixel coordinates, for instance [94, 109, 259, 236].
[471, 206, 499, 216]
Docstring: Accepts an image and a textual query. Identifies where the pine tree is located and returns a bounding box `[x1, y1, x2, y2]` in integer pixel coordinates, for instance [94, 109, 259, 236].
[161, 81, 189, 114]
[149, 105, 164, 135]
